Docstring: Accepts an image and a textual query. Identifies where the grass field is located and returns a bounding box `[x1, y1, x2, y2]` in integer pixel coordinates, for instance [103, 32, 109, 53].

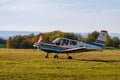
[0, 49, 120, 80]
[0, 44, 6, 48]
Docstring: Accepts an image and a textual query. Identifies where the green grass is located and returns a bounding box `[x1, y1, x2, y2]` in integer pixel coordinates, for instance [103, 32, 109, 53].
[0, 49, 120, 80]
[0, 44, 6, 48]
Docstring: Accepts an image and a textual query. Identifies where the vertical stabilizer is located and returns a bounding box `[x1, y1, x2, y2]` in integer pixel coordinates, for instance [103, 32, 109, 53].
[95, 30, 107, 46]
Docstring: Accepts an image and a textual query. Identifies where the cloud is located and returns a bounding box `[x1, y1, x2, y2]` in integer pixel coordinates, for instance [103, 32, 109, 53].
[0, 0, 120, 33]
[0, 0, 39, 12]
[1, 0, 119, 14]
[0, 0, 12, 3]
[0, 0, 68, 12]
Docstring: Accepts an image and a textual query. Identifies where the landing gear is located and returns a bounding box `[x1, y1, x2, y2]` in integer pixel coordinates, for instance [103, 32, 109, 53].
[68, 56, 72, 59]
[45, 53, 49, 58]
[45, 56, 49, 58]
[45, 53, 73, 59]
[66, 53, 73, 59]
[54, 53, 59, 59]
[54, 55, 59, 59]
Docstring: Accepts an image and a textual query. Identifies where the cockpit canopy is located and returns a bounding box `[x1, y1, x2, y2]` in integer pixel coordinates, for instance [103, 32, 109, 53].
[53, 38, 77, 46]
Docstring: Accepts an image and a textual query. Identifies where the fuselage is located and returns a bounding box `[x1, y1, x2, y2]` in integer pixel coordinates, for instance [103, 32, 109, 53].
[33, 37, 104, 53]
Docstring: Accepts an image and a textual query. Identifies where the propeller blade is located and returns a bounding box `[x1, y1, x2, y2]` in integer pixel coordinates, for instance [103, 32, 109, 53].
[38, 33, 44, 42]
[38, 35, 42, 42]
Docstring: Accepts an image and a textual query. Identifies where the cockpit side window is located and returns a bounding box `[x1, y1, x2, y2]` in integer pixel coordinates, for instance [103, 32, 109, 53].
[70, 41, 77, 45]
[61, 39, 69, 45]
[53, 38, 62, 45]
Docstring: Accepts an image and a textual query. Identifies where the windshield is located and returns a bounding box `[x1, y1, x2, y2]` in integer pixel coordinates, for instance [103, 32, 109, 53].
[52, 38, 62, 45]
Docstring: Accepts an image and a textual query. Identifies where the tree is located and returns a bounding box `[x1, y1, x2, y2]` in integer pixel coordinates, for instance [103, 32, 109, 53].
[7, 37, 13, 48]
[0, 38, 6, 44]
[75, 33, 84, 41]
[85, 31, 99, 42]
[63, 32, 78, 40]
[43, 30, 64, 42]
[29, 33, 35, 38]
[112, 37, 120, 48]
[105, 34, 114, 47]
[43, 30, 79, 42]
[0, 38, 6, 48]
[7, 35, 33, 49]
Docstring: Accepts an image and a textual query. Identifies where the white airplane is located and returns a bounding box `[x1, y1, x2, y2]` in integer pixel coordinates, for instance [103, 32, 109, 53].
[33, 30, 107, 59]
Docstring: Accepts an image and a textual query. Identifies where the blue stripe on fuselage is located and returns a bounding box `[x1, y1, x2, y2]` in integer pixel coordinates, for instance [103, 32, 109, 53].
[96, 40, 105, 44]
[86, 42, 105, 47]
[40, 43, 70, 51]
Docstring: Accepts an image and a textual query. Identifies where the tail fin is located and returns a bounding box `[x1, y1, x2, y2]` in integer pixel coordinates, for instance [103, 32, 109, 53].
[95, 30, 107, 46]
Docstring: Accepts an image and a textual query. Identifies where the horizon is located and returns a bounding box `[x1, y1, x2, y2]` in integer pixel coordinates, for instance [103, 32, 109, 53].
[0, 29, 120, 33]
[0, 0, 120, 33]
[0, 30, 120, 40]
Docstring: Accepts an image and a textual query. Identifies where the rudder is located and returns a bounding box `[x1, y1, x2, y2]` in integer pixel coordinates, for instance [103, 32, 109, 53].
[95, 30, 107, 46]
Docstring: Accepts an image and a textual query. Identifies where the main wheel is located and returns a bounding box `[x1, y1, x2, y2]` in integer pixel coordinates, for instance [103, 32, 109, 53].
[45, 56, 49, 58]
[68, 56, 72, 59]
[54, 55, 58, 59]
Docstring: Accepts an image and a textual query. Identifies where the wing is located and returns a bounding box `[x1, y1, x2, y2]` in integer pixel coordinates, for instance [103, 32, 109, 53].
[56, 47, 86, 53]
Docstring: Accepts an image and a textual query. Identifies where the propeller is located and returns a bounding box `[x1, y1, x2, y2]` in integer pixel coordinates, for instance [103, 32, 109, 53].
[33, 42, 40, 52]
[38, 35, 42, 42]
[33, 33, 43, 52]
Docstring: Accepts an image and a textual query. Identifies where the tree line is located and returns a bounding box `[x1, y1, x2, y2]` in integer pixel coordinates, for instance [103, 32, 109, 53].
[0, 37, 7, 48]
[0, 30, 120, 49]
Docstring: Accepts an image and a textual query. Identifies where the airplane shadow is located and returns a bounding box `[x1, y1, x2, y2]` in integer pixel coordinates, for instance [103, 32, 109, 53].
[58, 58, 120, 63]
[73, 59, 120, 63]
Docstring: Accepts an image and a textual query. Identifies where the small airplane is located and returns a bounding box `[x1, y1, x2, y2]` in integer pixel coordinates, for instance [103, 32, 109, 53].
[33, 30, 107, 59]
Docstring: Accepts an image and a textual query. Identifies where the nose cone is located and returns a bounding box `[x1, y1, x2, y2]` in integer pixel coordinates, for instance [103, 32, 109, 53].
[33, 42, 38, 47]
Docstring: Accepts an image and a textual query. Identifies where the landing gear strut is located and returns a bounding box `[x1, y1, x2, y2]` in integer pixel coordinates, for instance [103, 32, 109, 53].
[54, 53, 59, 59]
[67, 53, 73, 59]
[45, 53, 49, 58]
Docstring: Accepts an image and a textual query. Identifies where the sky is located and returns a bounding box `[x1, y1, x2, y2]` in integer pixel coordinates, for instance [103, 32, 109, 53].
[0, 0, 120, 33]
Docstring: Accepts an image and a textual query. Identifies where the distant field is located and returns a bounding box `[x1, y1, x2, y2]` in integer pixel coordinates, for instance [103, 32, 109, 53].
[0, 44, 6, 48]
[0, 49, 120, 80]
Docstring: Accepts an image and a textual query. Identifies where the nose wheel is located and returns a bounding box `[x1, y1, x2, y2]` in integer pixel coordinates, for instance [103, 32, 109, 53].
[68, 56, 72, 59]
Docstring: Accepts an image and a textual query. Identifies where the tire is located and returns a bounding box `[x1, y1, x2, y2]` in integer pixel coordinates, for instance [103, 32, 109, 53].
[68, 56, 72, 59]
[45, 56, 49, 58]
[54, 55, 58, 58]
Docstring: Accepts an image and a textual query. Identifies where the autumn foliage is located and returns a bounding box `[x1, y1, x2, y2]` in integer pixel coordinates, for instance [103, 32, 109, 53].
[6, 30, 120, 49]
